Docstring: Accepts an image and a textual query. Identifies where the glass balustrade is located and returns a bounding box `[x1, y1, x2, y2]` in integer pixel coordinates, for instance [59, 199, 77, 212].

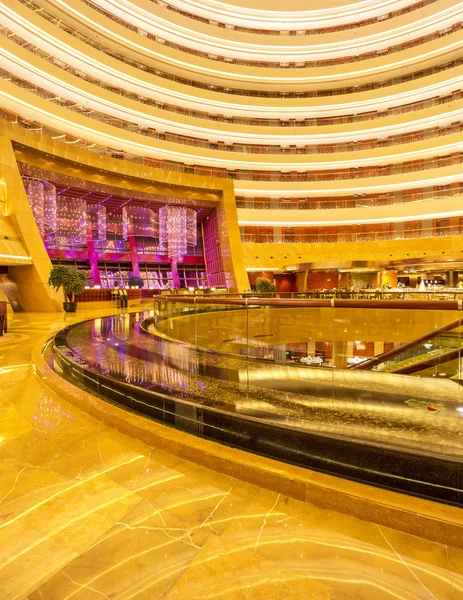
[242, 225, 463, 244]
[49, 298, 463, 505]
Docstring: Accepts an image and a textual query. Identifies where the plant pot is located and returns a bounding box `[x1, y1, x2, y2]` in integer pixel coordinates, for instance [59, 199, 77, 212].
[63, 301, 77, 313]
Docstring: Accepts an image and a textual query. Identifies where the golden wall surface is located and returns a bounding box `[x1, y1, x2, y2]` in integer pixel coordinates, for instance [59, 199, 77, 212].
[0, 120, 249, 307]
[0, 127, 60, 311]
[242, 236, 463, 269]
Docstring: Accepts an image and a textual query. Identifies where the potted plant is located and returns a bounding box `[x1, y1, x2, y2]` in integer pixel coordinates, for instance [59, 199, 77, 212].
[255, 276, 276, 294]
[127, 275, 144, 288]
[48, 265, 86, 312]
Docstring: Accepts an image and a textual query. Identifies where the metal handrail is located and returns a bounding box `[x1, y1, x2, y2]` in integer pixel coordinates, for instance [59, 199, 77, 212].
[154, 295, 462, 310]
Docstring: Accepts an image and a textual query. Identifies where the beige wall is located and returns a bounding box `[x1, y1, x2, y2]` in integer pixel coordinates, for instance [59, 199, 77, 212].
[116, 0, 457, 49]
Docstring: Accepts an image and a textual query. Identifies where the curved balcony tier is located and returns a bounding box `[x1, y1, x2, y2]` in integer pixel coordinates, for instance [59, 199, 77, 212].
[4, 1, 463, 93]
[4, 43, 463, 150]
[69, 0, 462, 65]
[154, 0, 436, 36]
[163, 0, 435, 31]
[3, 12, 463, 117]
[3, 77, 463, 181]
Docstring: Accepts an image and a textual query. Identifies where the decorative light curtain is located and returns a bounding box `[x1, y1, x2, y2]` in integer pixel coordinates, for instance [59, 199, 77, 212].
[122, 206, 159, 239]
[24, 179, 57, 237]
[56, 197, 87, 247]
[87, 204, 107, 241]
[159, 206, 197, 259]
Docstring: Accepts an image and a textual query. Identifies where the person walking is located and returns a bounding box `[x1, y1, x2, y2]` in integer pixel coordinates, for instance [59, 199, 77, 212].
[0, 274, 21, 311]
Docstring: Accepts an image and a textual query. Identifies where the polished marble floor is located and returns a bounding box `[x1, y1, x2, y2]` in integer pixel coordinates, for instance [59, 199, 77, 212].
[0, 309, 462, 600]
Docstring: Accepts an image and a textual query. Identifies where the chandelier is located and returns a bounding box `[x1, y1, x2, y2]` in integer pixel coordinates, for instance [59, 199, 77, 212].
[56, 197, 87, 247]
[159, 206, 197, 259]
[88, 204, 107, 241]
[24, 179, 57, 237]
[122, 206, 159, 239]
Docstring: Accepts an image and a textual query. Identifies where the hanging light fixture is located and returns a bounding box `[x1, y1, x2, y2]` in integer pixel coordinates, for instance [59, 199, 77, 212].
[23, 178, 57, 237]
[159, 206, 197, 259]
[88, 204, 107, 241]
[43, 182, 57, 235]
[56, 197, 87, 247]
[122, 206, 159, 239]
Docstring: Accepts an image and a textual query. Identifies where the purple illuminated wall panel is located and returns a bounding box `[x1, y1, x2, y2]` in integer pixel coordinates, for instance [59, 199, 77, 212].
[203, 209, 226, 287]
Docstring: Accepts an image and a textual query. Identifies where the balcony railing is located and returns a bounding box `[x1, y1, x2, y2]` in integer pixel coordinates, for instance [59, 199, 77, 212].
[149, 0, 437, 37]
[82, 0, 460, 69]
[236, 188, 463, 210]
[5, 66, 463, 159]
[11, 5, 463, 98]
[3, 104, 463, 186]
[2, 23, 461, 126]
[242, 225, 463, 243]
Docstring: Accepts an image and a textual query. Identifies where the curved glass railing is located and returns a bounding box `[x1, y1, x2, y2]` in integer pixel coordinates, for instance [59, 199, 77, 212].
[49, 299, 463, 506]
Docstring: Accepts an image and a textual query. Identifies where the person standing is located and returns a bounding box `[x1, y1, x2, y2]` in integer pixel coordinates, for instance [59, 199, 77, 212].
[0, 274, 21, 311]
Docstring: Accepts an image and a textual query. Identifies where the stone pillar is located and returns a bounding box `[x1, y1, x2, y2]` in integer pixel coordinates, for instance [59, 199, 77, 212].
[86, 237, 101, 286]
[128, 235, 141, 277]
[422, 218, 433, 237]
[394, 222, 405, 238]
[381, 270, 398, 288]
[170, 259, 180, 288]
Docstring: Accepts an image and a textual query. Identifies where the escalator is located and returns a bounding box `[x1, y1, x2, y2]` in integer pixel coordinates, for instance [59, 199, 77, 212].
[351, 317, 463, 375]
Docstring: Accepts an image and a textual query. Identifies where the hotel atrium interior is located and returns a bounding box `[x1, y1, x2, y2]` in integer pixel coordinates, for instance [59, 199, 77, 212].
[0, 0, 463, 597]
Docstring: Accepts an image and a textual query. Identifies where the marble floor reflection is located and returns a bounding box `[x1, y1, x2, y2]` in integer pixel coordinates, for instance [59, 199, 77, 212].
[0, 309, 462, 600]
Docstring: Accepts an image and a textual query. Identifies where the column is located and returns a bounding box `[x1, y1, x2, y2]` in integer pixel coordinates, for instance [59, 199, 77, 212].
[381, 271, 398, 288]
[86, 237, 101, 287]
[273, 227, 282, 243]
[128, 235, 141, 277]
[170, 259, 180, 288]
[421, 218, 433, 237]
[394, 222, 405, 238]
[374, 342, 385, 356]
